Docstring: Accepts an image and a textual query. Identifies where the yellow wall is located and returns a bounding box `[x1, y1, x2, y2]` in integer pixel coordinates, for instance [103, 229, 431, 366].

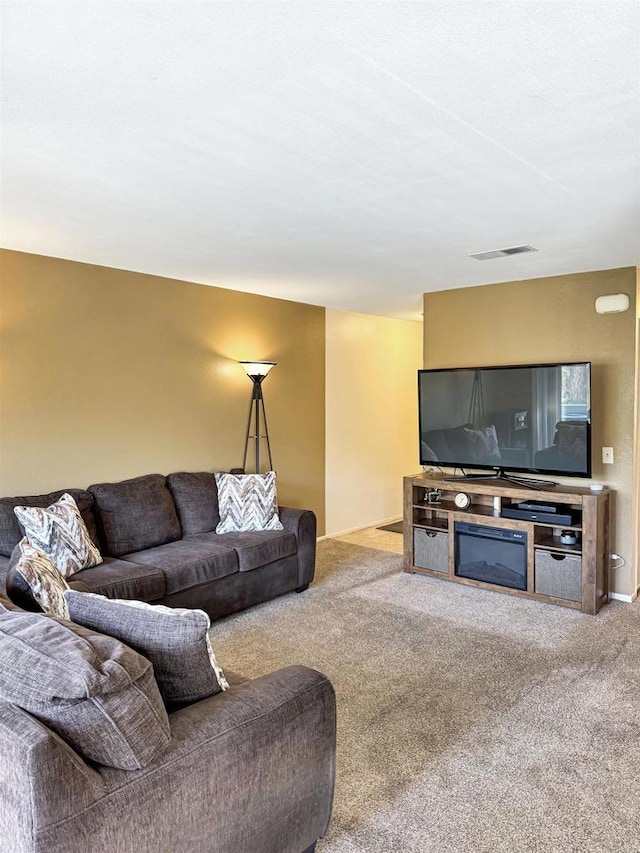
[325, 308, 423, 535]
[423, 267, 637, 598]
[0, 250, 326, 533]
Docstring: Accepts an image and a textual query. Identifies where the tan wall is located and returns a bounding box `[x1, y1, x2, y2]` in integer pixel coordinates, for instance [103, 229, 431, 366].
[0, 250, 326, 533]
[325, 308, 423, 536]
[423, 267, 637, 598]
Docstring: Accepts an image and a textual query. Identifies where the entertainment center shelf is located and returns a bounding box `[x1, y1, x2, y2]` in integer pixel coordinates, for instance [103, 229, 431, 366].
[403, 474, 611, 614]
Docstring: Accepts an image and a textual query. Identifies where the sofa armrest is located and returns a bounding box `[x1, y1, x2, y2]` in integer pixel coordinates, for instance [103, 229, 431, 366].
[70, 665, 334, 853]
[102, 666, 336, 853]
[0, 700, 106, 849]
[279, 507, 317, 588]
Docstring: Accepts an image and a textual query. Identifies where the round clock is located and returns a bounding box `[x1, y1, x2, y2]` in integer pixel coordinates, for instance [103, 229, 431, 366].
[454, 492, 472, 510]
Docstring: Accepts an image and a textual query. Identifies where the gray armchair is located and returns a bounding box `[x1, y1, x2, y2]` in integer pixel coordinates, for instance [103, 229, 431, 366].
[0, 666, 335, 853]
[0, 608, 336, 853]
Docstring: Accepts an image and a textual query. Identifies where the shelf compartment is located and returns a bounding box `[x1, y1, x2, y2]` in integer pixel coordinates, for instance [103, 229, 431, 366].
[414, 499, 497, 518]
[501, 502, 582, 530]
[412, 518, 448, 533]
[534, 532, 582, 554]
[412, 504, 449, 528]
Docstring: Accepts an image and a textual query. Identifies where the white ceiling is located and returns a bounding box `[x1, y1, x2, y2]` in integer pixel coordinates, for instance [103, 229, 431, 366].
[1, 1, 639, 320]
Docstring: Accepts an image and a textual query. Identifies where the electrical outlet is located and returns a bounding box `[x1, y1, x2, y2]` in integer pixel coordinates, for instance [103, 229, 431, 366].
[602, 447, 614, 464]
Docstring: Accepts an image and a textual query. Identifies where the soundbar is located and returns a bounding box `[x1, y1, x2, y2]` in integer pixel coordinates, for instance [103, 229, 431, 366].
[501, 507, 576, 525]
[515, 501, 561, 513]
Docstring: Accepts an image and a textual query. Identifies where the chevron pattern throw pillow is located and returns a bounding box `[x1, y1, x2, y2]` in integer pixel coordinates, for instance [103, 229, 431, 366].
[14, 493, 102, 577]
[15, 538, 70, 619]
[215, 472, 284, 533]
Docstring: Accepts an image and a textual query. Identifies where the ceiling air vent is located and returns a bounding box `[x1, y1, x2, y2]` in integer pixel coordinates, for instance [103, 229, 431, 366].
[469, 245, 538, 261]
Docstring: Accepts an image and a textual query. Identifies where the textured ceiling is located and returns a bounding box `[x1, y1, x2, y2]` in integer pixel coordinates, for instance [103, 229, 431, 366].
[1, 1, 639, 319]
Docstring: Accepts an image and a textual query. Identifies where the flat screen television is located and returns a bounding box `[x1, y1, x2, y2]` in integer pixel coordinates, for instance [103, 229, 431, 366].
[418, 362, 591, 485]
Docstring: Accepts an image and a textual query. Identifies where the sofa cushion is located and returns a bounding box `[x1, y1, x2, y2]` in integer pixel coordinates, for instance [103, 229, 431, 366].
[88, 474, 181, 557]
[14, 493, 103, 577]
[166, 471, 220, 535]
[68, 557, 166, 601]
[121, 539, 239, 594]
[190, 530, 297, 573]
[14, 538, 70, 618]
[65, 591, 228, 710]
[215, 472, 283, 533]
[0, 609, 171, 770]
[0, 488, 97, 558]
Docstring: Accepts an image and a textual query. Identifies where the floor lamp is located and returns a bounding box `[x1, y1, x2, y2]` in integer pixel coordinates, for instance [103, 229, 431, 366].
[239, 361, 276, 474]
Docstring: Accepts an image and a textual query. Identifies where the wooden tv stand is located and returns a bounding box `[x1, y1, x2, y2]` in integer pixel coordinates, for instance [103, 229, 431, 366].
[403, 474, 610, 614]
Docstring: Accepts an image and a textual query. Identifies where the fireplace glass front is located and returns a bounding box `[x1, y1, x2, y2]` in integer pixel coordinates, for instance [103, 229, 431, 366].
[454, 522, 527, 591]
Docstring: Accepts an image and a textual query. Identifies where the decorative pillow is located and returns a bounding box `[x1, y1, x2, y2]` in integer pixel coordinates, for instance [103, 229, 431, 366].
[0, 488, 98, 559]
[0, 608, 171, 770]
[215, 471, 283, 533]
[14, 493, 102, 577]
[14, 538, 70, 619]
[64, 591, 228, 710]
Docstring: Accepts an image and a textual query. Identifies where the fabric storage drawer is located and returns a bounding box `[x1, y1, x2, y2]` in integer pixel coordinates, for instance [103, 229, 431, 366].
[534, 550, 582, 601]
[413, 528, 449, 573]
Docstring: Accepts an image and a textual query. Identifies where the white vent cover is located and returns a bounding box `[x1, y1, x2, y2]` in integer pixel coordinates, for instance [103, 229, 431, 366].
[469, 245, 538, 260]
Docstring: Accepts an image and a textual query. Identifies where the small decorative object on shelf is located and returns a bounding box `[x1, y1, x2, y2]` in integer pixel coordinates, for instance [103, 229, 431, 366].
[454, 491, 472, 509]
[560, 530, 579, 545]
[426, 488, 441, 504]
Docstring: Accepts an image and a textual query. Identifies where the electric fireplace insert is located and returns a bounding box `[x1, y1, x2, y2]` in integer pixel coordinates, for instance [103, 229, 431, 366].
[454, 522, 527, 591]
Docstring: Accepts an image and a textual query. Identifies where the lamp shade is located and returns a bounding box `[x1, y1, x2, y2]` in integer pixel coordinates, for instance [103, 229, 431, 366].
[239, 361, 276, 378]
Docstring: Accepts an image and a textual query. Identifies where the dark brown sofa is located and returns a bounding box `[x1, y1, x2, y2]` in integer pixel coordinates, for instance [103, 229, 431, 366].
[0, 472, 317, 619]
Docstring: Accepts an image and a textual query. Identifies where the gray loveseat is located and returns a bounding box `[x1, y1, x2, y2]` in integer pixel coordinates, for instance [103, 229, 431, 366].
[0, 592, 336, 853]
[0, 472, 316, 619]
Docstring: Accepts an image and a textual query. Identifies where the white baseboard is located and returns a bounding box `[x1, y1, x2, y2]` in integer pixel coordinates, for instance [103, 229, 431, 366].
[610, 588, 639, 604]
[318, 515, 403, 541]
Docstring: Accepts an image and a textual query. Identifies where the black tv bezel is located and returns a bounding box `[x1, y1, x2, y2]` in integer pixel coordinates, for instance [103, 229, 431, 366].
[417, 361, 592, 479]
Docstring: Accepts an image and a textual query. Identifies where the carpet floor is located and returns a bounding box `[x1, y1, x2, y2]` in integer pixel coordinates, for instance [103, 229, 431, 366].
[211, 540, 640, 853]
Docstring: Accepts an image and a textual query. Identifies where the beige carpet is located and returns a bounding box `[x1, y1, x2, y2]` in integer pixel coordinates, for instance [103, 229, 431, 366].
[211, 540, 640, 853]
